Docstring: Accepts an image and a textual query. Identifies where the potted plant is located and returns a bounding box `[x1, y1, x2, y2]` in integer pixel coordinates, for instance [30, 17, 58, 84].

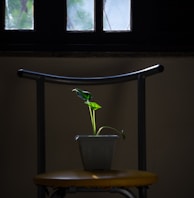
[72, 88, 125, 171]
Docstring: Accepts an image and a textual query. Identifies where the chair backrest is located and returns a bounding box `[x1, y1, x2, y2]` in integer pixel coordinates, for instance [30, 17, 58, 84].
[18, 64, 164, 175]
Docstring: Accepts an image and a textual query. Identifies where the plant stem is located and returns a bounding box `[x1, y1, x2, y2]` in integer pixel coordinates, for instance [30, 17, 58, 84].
[96, 126, 125, 139]
[88, 105, 96, 135]
[92, 109, 96, 135]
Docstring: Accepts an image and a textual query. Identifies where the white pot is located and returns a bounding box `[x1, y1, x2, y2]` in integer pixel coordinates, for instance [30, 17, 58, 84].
[75, 135, 119, 171]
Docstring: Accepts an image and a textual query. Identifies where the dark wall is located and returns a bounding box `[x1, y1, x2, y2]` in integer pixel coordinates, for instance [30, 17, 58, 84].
[1, 56, 194, 198]
[135, 0, 194, 51]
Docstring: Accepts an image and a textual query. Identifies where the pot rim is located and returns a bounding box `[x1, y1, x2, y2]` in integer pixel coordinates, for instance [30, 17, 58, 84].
[75, 134, 119, 141]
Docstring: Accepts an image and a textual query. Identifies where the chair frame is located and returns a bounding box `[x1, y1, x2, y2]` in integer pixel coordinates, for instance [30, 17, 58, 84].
[18, 64, 164, 198]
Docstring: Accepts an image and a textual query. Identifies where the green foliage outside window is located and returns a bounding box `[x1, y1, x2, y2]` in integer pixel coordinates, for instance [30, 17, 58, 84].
[5, 0, 93, 31]
[4, 0, 130, 31]
[67, 0, 94, 31]
[5, 0, 34, 30]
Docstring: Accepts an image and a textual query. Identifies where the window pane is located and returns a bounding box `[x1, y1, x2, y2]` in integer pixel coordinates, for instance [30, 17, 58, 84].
[103, 0, 131, 31]
[66, 0, 94, 31]
[5, 0, 34, 30]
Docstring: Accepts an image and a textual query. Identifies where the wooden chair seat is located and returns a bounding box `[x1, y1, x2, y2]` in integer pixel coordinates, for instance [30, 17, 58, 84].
[34, 170, 157, 188]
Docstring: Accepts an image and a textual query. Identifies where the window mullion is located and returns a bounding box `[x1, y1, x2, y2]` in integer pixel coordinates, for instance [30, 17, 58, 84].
[35, 0, 64, 41]
[64, 0, 67, 32]
[0, 0, 5, 31]
[95, 0, 103, 32]
[34, 0, 48, 33]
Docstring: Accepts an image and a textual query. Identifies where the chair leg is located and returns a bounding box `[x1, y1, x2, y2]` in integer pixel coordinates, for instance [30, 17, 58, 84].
[50, 189, 66, 198]
[68, 187, 136, 198]
[138, 186, 147, 198]
[49, 187, 136, 198]
[38, 186, 46, 198]
[110, 188, 136, 198]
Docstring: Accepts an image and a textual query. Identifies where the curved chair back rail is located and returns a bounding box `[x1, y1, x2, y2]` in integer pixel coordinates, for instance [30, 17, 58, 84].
[18, 64, 164, 85]
[17, 64, 164, 198]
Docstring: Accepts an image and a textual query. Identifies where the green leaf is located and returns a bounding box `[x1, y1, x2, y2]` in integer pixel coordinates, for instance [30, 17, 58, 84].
[85, 101, 102, 111]
[72, 88, 92, 101]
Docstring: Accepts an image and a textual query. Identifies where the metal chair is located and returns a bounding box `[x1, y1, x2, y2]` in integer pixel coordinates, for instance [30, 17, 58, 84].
[18, 64, 164, 198]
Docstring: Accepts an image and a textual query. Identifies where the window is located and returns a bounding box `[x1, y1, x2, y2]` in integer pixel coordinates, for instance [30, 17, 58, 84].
[66, 0, 131, 32]
[4, 0, 131, 32]
[66, 0, 95, 31]
[103, 0, 131, 31]
[5, 0, 34, 30]
[0, 0, 136, 52]
[2, 0, 192, 52]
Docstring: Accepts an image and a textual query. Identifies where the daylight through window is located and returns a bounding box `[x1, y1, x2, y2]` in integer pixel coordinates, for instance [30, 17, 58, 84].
[5, 0, 34, 30]
[103, 0, 131, 31]
[66, 0, 94, 31]
[67, 0, 131, 32]
[4, 0, 131, 32]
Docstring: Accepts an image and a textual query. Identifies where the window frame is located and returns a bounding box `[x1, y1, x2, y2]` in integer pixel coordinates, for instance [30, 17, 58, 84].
[0, 0, 141, 52]
[1, 0, 194, 53]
